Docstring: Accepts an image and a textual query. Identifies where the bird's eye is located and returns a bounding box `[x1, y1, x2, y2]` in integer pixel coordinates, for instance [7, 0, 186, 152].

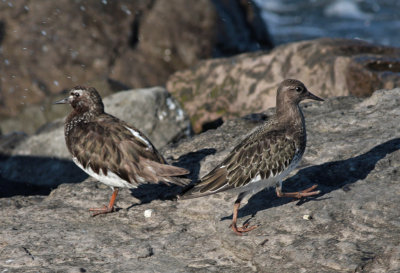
[74, 92, 80, 97]
[295, 86, 303, 92]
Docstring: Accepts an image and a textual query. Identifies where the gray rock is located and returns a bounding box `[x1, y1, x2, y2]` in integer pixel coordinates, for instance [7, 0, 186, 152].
[0, 132, 28, 156]
[0, 87, 190, 187]
[0, 88, 399, 272]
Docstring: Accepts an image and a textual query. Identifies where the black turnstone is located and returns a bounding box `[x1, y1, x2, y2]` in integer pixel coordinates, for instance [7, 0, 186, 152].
[55, 86, 189, 216]
[180, 79, 324, 235]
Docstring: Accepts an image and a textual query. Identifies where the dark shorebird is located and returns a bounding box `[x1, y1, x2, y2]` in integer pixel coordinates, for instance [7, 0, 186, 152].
[55, 86, 189, 216]
[180, 79, 323, 235]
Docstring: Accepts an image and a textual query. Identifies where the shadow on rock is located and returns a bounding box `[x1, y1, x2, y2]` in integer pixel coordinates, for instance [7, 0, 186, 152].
[0, 154, 88, 198]
[128, 148, 216, 206]
[224, 138, 400, 220]
[172, 148, 217, 181]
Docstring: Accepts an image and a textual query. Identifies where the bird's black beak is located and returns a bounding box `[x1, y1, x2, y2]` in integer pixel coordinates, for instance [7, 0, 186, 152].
[54, 97, 69, 105]
[306, 91, 324, 102]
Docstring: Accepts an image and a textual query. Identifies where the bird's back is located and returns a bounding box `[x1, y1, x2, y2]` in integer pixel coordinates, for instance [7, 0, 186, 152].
[66, 112, 188, 186]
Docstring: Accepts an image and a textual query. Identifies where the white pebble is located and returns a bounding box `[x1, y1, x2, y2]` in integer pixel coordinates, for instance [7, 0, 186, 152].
[303, 214, 312, 220]
[144, 209, 153, 218]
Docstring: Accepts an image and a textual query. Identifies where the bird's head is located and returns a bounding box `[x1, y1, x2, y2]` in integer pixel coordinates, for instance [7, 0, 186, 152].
[277, 79, 324, 105]
[54, 86, 104, 114]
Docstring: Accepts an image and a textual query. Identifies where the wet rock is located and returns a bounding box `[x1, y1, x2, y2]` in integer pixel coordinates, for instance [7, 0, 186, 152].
[0, 87, 190, 187]
[0, 88, 399, 272]
[0, 0, 271, 134]
[167, 38, 400, 132]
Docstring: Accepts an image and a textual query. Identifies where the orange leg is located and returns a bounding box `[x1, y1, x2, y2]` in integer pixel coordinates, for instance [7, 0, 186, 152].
[231, 199, 258, 236]
[89, 188, 119, 216]
[276, 184, 320, 199]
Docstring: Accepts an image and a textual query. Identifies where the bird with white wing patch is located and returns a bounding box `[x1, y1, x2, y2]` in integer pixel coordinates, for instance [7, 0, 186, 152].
[55, 86, 189, 216]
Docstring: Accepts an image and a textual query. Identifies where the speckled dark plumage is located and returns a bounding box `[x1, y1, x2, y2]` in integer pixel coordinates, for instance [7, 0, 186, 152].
[180, 79, 324, 235]
[55, 86, 189, 215]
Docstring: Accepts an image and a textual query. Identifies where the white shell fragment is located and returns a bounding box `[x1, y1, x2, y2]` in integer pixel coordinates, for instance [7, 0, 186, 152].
[144, 209, 154, 218]
[303, 214, 312, 220]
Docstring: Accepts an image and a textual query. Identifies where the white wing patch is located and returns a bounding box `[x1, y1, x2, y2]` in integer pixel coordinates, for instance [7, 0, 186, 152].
[249, 174, 262, 183]
[72, 157, 136, 189]
[125, 126, 153, 150]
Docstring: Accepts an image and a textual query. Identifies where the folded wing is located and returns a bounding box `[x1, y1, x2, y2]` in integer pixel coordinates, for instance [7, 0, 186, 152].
[68, 116, 189, 186]
[180, 129, 297, 198]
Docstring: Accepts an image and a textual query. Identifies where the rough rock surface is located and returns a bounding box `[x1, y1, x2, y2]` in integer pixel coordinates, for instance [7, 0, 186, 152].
[0, 0, 271, 134]
[167, 38, 400, 132]
[0, 88, 399, 272]
[0, 87, 190, 188]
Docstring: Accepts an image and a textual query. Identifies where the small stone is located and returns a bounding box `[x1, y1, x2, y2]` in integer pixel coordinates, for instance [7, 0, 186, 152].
[303, 214, 312, 220]
[144, 209, 154, 218]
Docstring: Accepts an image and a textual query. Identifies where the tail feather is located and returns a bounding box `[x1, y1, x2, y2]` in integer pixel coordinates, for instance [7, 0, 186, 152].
[157, 163, 190, 177]
[162, 176, 190, 187]
[141, 158, 190, 186]
[179, 166, 231, 200]
[142, 158, 189, 176]
[178, 183, 220, 200]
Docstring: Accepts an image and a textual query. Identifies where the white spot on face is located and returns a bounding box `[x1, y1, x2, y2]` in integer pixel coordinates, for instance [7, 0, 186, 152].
[125, 126, 153, 149]
[71, 89, 84, 97]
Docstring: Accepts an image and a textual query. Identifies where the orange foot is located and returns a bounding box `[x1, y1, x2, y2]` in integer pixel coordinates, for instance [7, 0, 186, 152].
[231, 222, 258, 236]
[89, 205, 115, 216]
[276, 184, 320, 199]
[89, 188, 119, 217]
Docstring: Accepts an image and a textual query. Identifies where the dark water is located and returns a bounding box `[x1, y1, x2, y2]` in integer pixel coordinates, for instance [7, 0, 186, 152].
[254, 0, 400, 47]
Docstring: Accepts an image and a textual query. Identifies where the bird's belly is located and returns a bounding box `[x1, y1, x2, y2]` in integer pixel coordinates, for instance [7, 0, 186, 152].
[239, 157, 302, 195]
[72, 157, 136, 189]
[241, 177, 278, 195]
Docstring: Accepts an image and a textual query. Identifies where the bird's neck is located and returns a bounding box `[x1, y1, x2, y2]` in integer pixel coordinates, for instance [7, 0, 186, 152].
[276, 101, 305, 128]
[65, 110, 97, 136]
[276, 102, 307, 154]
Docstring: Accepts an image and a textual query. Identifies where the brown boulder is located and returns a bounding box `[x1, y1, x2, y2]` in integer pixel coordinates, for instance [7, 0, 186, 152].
[0, 0, 271, 133]
[167, 38, 400, 132]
